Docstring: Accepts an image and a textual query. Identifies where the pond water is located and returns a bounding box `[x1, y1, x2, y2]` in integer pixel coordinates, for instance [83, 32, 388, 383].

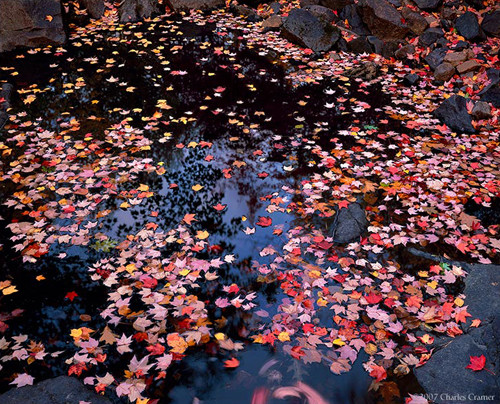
[2, 11, 488, 404]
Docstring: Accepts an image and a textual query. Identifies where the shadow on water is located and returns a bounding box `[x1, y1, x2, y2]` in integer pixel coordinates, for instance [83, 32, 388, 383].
[0, 14, 425, 404]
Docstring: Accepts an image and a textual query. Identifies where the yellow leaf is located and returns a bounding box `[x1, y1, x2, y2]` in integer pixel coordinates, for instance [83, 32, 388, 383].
[192, 184, 203, 192]
[278, 332, 290, 342]
[179, 269, 190, 276]
[36, 275, 45, 281]
[196, 230, 209, 240]
[2, 285, 17, 295]
[215, 333, 226, 341]
[333, 338, 345, 346]
[138, 184, 149, 192]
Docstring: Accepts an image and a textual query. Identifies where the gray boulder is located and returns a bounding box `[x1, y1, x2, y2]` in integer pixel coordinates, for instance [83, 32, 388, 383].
[166, 0, 224, 12]
[331, 203, 368, 243]
[339, 4, 371, 36]
[119, 0, 160, 22]
[358, 0, 409, 40]
[433, 95, 475, 133]
[481, 10, 500, 38]
[455, 11, 482, 41]
[0, 376, 112, 404]
[425, 47, 447, 70]
[414, 263, 500, 404]
[401, 7, 428, 35]
[0, 0, 66, 53]
[281, 8, 340, 53]
[80, 0, 105, 19]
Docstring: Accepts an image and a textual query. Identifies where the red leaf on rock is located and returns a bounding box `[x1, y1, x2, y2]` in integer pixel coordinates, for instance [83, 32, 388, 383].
[466, 355, 486, 372]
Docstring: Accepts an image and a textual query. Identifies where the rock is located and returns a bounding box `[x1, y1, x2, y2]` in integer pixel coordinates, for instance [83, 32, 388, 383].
[0, 376, 112, 404]
[419, 27, 444, 47]
[414, 263, 500, 404]
[425, 47, 447, 70]
[331, 203, 368, 243]
[471, 101, 492, 120]
[481, 10, 500, 38]
[403, 73, 420, 85]
[346, 37, 372, 54]
[339, 5, 370, 36]
[300, 0, 320, 6]
[269, 1, 280, 13]
[481, 86, 500, 108]
[401, 7, 428, 35]
[394, 44, 415, 60]
[303, 5, 337, 24]
[413, 0, 442, 11]
[79, 0, 105, 19]
[455, 11, 482, 41]
[434, 62, 455, 81]
[119, 0, 159, 22]
[281, 8, 340, 52]
[166, 0, 224, 12]
[0, 0, 66, 53]
[358, 0, 409, 40]
[464, 0, 486, 10]
[231, 4, 261, 21]
[319, 0, 353, 10]
[443, 50, 469, 66]
[415, 334, 498, 404]
[456, 60, 481, 74]
[433, 95, 475, 133]
[262, 15, 283, 32]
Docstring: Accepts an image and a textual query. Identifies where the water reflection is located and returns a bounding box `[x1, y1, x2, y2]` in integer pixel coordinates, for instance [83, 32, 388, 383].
[0, 13, 416, 404]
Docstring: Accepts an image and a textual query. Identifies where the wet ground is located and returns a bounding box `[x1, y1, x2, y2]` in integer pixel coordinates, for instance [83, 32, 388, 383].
[0, 11, 497, 404]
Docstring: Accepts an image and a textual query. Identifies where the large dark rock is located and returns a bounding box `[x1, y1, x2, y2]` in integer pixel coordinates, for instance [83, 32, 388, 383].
[339, 4, 370, 36]
[331, 203, 368, 243]
[419, 27, 444, 47]
[119, 0, 160, 22]
[401, 7, 428, 35]
[281, 8, 340, 52]
[79, 0, 105, 19]
[358, 0, 408, 40]
[303, 5, 338, 24]
[433, 95, 475, 133]
[481, 10, 500, 38]
[481, 86, 500, 108]
[425, 47, 447, 70]
[166, 0, 224, 12]
[414, 263, 500, 404]
[0, 376, 112, 404]
[471, 101, 492, 119]
[413, 0, 442, 11]
[0, 0, 66, 52]
[319, 0, 353, 10]
[347, 37, 372, 54]
[455, 11, 482, 40]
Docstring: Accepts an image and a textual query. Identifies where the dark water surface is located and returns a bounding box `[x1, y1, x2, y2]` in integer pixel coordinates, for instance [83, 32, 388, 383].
[0, 15, 429, 404]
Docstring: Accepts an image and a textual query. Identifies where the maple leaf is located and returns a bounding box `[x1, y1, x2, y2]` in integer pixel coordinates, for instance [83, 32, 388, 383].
[10, 373, 34, 387]
[65, 291, 78, 301]
[369, 364, 387, 382]
[224, 357, 240, 368]
[256, 216, 272, 227]
[182, 213, 196, 225]
[466, 355, 486, 372]
[213, 203, 226, 211]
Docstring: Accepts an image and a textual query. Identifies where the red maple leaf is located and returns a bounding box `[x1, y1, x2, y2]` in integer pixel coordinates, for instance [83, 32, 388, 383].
[224, 357, 240, 368]
[256, 216, 272, 227]
[466, 355, 486, 372]
[65, 291, 78, 301]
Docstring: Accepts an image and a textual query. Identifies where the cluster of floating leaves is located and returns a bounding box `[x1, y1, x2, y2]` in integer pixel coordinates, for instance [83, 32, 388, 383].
[0, 3, 498, 404]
